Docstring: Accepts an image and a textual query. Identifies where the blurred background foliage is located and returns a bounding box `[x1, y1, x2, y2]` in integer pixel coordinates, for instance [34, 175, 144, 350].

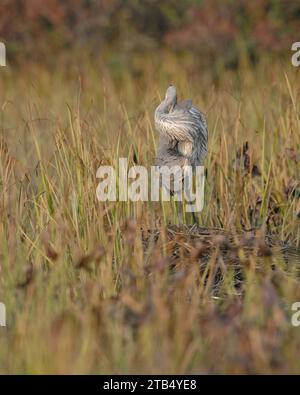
[0, 0, 299, 70]
[1, 1, 300, 374]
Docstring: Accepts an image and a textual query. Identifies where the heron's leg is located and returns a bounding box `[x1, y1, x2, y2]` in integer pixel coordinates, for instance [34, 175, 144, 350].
[191, 211, 199, 226]
[176, 200, 184, 225]
[177, 201, 198, 226]
[183, 171, 199, 226]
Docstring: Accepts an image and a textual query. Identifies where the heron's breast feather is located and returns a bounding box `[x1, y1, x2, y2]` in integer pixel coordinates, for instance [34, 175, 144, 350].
[178, 141, 193, 157]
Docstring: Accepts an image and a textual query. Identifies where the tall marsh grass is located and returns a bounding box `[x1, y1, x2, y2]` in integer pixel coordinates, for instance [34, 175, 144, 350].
[0, 54, 300, 373]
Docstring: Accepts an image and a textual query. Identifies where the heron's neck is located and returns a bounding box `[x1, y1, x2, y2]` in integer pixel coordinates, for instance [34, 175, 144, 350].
[156, 97, 176, 114]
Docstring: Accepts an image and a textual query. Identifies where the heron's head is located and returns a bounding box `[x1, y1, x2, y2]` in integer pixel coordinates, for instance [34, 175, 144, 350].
[164, 85, 177, 112]
[165, 85, 177, 102]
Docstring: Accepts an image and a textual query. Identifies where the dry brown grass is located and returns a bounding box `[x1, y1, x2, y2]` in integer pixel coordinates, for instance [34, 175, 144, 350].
[0, 53, 300, 373]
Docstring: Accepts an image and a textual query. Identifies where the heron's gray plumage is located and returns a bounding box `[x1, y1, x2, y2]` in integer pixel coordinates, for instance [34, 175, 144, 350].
[155, 85, 208, 170]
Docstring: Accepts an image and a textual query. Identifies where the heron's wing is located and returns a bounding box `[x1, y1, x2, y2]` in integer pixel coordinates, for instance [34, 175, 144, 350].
[189, 106, 208, 162]
[156, 104, 208, 145]
[189, 106, 208, 140]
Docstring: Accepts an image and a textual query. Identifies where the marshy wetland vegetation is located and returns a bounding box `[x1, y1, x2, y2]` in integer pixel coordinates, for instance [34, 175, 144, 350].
[0, 53, 300, 374]
[0, 1, 300, 374]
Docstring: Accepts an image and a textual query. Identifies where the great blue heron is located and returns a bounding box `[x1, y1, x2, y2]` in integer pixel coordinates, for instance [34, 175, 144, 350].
[154, 85, 208, 222]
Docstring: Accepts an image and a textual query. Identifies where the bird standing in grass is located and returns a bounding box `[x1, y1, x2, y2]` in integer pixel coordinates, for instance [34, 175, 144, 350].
[154, 85, 208, 222]
[155, 85, 208, 169]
